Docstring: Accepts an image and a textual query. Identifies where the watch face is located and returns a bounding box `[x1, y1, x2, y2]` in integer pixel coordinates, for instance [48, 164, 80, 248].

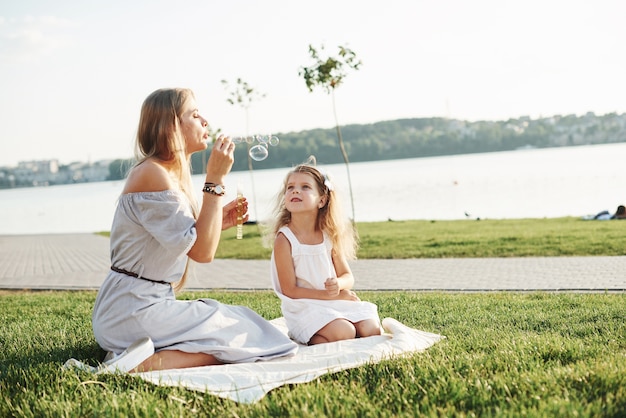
[203, 183, 225, 195]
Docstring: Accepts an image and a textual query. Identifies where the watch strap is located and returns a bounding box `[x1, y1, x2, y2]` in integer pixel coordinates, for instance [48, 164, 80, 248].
[202, 182, 226, 196]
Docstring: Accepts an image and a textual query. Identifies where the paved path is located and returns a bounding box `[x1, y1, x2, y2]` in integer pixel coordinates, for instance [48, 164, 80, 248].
[0, 234, 624, 292]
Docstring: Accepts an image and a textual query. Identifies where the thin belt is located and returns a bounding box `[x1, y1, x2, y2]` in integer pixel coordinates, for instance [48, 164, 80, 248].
[110, 265, 170, 285]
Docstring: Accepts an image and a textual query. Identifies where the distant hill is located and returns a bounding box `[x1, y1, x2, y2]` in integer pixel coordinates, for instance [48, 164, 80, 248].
[187, 112, 626, 173]
[5, 112, 625, 188]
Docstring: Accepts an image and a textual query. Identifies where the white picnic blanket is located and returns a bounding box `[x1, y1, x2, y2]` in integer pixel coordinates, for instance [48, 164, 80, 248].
[135, 317, 444, 403]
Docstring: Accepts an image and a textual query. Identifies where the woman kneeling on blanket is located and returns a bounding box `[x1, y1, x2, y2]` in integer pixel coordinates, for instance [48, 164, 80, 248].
[91, 88, 297, 373]
[268, 158, 382, 345]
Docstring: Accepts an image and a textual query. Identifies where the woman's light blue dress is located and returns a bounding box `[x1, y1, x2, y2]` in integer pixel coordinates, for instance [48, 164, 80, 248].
[92, 191, 297, 363]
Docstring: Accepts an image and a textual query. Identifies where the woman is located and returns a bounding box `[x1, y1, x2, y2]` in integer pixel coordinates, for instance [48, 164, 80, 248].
[92, 88, 297, 372]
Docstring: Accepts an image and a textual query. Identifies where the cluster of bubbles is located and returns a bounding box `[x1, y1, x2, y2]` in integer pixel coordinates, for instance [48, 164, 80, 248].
[232, 134, 280, 161]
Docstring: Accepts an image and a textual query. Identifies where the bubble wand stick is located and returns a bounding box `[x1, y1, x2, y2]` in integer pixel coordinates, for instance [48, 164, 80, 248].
[236, 183, 244, 240]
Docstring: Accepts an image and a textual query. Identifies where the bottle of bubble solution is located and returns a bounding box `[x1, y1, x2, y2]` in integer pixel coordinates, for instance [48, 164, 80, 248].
[236, 184, 244, 240]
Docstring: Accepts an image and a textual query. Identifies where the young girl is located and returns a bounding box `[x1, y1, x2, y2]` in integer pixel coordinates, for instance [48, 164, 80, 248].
[269, 160, 382, 345]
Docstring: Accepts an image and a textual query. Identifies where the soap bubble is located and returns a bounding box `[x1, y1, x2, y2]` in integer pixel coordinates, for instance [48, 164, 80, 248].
[249, 144, 269, 161]
[228, 134, 280, 161]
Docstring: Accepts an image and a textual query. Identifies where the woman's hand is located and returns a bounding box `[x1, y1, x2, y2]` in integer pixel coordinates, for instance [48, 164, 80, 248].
[221, 196, 249, 230]
[205, 135, 235, 183]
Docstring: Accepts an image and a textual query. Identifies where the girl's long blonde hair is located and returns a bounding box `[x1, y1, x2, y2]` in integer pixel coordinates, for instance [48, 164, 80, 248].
[267, 157, 358, 260]
[134, 88, 199, 290]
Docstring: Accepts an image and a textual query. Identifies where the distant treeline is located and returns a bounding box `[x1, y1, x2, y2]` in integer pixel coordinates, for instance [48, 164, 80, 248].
[107, 113, 626, 179]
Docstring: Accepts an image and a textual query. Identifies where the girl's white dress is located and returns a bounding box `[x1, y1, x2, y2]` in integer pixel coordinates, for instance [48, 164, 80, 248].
[270, 226, 380, 344]
[92, 191, 297, 363]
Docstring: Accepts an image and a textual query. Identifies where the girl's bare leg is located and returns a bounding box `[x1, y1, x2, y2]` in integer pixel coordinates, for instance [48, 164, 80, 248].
[308, 318, 356, 345]
[132, 350, 222, 372]
[355, 319, 382, 338]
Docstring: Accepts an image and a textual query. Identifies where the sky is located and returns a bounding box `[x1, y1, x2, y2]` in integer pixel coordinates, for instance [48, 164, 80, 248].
[1, 0, 625, 167]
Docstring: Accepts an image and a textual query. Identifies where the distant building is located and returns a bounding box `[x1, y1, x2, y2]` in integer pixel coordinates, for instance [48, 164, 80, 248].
[4, 159, 111, 187]
[14, 160, 60, 187]
[67, 160, 111, 183]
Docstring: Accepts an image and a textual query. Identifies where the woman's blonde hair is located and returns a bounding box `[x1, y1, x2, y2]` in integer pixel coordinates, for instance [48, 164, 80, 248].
[134, 88, 199, 290]
[267, 157, 358, 260]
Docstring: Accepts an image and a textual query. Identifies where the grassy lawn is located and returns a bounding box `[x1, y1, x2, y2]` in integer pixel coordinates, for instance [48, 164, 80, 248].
[0, 291, 624, 417]
[209, 217, 626, 259]
[5, 217, 625, 416]
[97, 217, 626, 259]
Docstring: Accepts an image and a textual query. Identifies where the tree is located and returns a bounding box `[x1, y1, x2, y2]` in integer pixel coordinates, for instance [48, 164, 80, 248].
[221, 78, 266, 221]
[299, 44, 361, 221]
[108, 158, 133, 181]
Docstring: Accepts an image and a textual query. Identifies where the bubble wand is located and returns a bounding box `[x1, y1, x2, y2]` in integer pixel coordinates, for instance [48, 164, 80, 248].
[236, 183, 244, 240]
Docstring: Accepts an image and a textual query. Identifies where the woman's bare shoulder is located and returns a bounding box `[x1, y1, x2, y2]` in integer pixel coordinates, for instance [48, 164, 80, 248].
[122, 159, 173, 194]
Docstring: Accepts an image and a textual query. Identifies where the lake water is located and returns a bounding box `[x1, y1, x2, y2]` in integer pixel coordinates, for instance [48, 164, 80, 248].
[1, 142, 625, 235]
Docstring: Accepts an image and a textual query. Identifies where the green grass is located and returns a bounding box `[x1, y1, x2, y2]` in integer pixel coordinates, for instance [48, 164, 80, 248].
[98, 217, 626, 259]
[1, 291, 624, 417]
[202, 217, 626, 259]
[14, 218, 626, 416]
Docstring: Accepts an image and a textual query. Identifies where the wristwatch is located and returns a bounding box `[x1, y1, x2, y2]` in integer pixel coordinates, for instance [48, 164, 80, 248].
[202, 183, 226, 196]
